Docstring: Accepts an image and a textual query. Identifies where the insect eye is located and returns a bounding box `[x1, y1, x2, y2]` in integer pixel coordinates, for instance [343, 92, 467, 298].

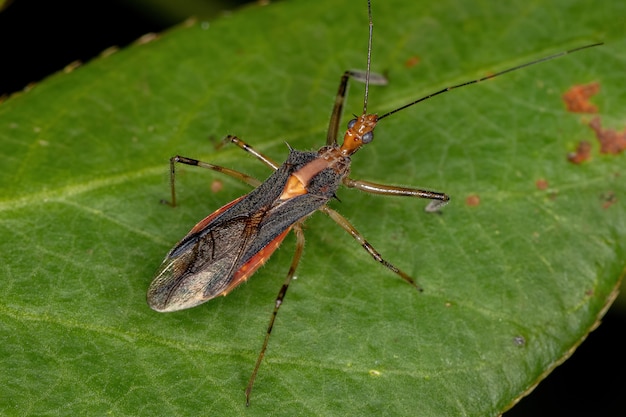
[347, 119, 357, 129]
[362, 131, 374, 144]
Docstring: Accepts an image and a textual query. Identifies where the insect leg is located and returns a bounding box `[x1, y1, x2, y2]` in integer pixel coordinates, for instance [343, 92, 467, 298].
[327, 70, 388, 147]
[245, 222, 306, 406]
[343, 177, 450, 212]
[222, 135, 281, 170]
[320, 205, 423, 291]
[167, 155, 262, 207]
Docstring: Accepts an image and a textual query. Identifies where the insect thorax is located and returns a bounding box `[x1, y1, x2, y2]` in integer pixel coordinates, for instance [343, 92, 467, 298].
[289, 145, 351, 198]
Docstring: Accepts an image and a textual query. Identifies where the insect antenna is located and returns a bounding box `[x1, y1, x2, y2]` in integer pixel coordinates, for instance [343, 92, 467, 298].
[362, 0, 374, 115]
[378, 42, 603, 120]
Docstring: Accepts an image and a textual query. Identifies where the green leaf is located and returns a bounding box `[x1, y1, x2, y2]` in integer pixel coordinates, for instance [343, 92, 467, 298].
[1, 0, 623, 415]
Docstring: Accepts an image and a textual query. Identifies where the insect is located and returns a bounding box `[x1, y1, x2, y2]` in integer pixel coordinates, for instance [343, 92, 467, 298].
[147, 0, 601, 405]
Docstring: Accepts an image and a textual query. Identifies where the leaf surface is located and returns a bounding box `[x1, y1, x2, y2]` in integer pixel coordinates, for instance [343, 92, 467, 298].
[1, 0, 624, 415]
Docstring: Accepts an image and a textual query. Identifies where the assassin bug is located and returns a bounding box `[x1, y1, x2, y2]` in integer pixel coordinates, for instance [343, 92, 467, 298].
[147, 0, 601, 405]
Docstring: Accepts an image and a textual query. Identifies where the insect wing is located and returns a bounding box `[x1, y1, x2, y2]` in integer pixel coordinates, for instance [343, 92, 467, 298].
[147, 195, 261, 312]
[225, 227, 291, 295]
[147, 153, 306, 313]
[148, 149, 338, 313]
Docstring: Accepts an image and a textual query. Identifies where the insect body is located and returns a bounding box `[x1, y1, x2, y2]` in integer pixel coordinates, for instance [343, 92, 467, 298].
[147, 93, 453, 312]
[147, 0, 601, 405]
[148, 142, 355, 312]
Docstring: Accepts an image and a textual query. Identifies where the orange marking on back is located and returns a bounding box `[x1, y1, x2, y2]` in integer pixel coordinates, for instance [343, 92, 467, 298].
[280, 175, 308, 200]
[294, 158, 329, 184]
[280, 158, 331, 200]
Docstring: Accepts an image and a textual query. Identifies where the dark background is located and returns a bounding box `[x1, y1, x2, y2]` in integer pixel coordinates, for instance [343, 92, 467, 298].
[1, 0, 623, 415]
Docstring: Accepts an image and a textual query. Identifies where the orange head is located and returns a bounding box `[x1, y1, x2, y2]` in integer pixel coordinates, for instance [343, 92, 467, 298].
[339, 114, 379, 156]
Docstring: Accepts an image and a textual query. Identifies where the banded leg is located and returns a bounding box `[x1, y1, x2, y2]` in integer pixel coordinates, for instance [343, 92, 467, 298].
[327, 70, 388, 146]
[343, 177, 450, 212]
[320, 205, 423, 291]
[167, 136, 280, 207]
[167, 156, 262, 207]
[222, 135, 280, 170]
[245, 222, 306, 406]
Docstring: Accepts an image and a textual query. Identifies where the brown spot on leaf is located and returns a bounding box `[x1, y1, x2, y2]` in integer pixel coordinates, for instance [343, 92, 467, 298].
[567, 140, 592, 164]
[600, 191, 617, 209]
[535, 178, 549, 190]
[465, 194, 480, 207]
[405, 55, 420, 68]
[211, 180, 223, 193]
[562, 82, 600, 113]
[589, 117, 626, 155]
